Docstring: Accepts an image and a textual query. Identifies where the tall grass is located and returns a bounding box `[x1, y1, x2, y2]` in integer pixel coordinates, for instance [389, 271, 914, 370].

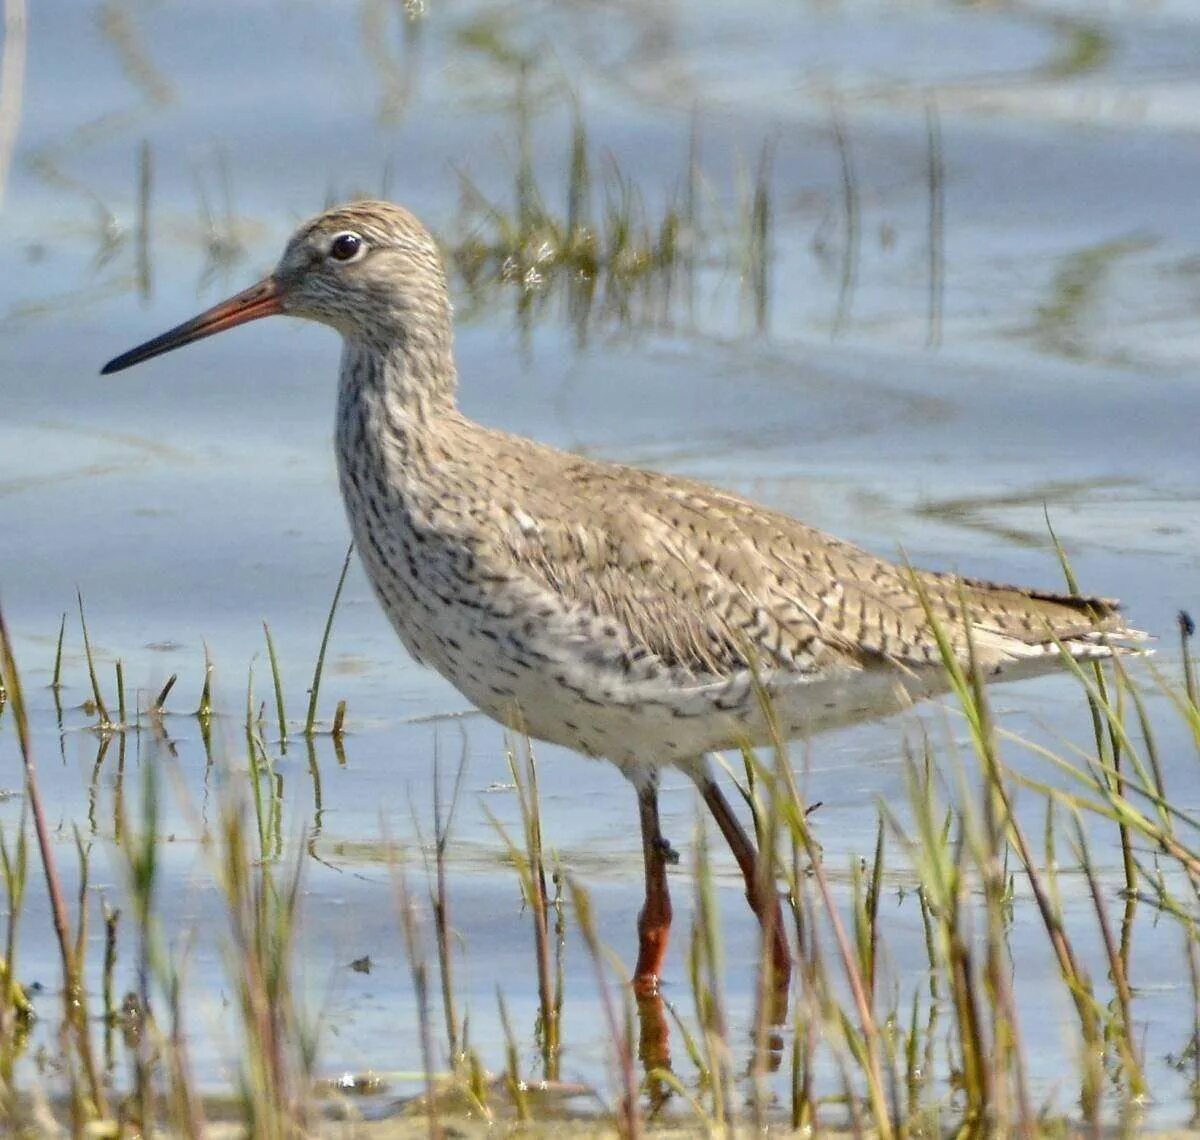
[0, 581, 1196, 1134]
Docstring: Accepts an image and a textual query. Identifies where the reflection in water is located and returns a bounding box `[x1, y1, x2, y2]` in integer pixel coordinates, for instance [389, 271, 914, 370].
[636, 991, 671, 1106]
[1040, 18, 1112, 81]
[136, 140, 151, 305]
[8, 590, 1199, 1129]
[915, 476, 1139, 548]
[96, 1, 173, 108]
[6, 4, 963, 365]
[450, 89, 778, 348]
[192, 152, 249, 294]
[829, 103, 859, 340]
[19, 0, 170, 274]
[1031, 235, 1156, 361]
[60, 595, 341, 871]
[304, 735, 326, 857]
[7, 104, 960, 368]
[360, 0, 427, 125]
[0, 0, 27, 212]
[925, 99, 944, 350]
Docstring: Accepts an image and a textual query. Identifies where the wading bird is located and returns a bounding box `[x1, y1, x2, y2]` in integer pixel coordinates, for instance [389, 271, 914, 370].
[103, 200, 1141, 1006]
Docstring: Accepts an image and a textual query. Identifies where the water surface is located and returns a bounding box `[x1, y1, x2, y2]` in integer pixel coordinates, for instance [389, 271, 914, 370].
[1, 0, 1198, 1125]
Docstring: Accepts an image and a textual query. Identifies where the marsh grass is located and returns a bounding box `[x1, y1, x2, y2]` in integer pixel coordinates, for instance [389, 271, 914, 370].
[304, 543, 353, 739]
[448, 96, 774, 346]
[481, 738, 560, 1081]
[0, 563, 1197, 1135]
[18, 88, 965, 365]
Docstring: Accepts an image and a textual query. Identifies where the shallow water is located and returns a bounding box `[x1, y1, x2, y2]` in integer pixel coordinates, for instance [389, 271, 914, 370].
[2, 0, 1199, 1126]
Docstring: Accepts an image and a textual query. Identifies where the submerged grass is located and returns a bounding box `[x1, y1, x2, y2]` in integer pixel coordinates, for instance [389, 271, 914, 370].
[0, 557, 1197, 1135]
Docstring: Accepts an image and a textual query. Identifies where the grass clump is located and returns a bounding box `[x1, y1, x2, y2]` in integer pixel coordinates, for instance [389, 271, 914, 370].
[448, 89, 773, 345]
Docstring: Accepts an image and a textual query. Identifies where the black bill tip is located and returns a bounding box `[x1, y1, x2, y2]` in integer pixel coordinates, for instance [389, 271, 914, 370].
[99, 276, 283, 377]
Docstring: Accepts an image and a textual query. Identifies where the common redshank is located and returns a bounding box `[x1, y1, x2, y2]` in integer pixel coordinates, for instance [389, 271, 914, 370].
[102, 200, 1142, 1000]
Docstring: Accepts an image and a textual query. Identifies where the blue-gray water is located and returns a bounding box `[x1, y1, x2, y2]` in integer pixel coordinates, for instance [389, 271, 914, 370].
[1, 0, 1198, 1125]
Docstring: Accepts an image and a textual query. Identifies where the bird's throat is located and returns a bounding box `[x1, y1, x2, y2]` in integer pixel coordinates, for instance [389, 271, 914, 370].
[338, 336, 458, 426]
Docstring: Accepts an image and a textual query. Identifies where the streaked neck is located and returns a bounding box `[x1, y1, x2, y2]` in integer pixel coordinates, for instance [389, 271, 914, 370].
[339, 332, 458, 421]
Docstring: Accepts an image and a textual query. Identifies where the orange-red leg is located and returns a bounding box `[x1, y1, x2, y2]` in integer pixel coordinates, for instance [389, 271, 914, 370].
[632, 781, 674, 999]
[696, 774, 791, 1013]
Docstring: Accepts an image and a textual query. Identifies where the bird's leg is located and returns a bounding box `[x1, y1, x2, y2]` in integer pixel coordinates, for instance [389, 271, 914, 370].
[632, 777, 673, 999]
[631, 775, 675, 1092]
[694, 772, 791, 1015]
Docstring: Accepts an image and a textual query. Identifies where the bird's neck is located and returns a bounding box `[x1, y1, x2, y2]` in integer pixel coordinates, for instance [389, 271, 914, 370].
[335, 336, 468, 500]
[339, 331, 459, 423]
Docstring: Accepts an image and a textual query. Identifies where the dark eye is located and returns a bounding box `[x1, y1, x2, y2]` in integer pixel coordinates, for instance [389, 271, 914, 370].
[329, 232, 364, 262]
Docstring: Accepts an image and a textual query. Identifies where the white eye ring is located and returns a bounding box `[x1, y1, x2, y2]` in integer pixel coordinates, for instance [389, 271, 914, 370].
[329, 231, 367, 263]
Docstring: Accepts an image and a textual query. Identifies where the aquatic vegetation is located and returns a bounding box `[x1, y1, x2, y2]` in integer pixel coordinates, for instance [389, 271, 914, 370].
[0, 559, 1196, 1134]
[1, 10, 1196, 1130]
[1030, 236, 1156, 362]
[447, 98, 775, 347]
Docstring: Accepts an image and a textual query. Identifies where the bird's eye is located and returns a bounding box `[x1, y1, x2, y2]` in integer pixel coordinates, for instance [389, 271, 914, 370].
[329, 232, 365, 262]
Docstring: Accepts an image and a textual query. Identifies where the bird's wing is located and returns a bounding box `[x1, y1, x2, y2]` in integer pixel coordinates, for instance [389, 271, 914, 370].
[473, 455, 1134, 679]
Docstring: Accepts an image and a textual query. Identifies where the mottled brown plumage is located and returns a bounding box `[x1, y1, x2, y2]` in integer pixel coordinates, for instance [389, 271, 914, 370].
[102, 198, 1144, 1002]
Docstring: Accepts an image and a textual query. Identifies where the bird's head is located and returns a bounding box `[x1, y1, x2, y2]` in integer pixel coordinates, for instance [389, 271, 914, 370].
[102, 200, 452, 375]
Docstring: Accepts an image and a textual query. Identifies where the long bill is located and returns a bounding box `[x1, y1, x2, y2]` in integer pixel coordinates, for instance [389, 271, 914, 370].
[100, 277, 283, 375]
